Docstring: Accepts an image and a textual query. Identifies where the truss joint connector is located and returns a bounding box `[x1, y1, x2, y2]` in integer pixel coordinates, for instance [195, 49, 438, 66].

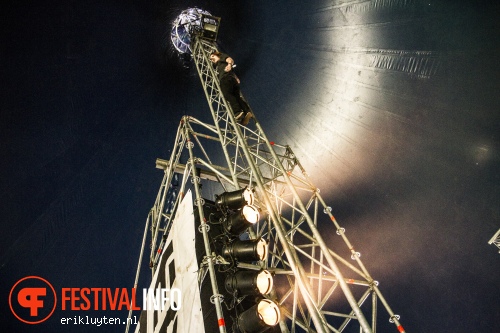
[198, 222, 210, 233]
[210, 293, 224, 304]
[389, 314, 401, 323]
[194, 197, 205, 206]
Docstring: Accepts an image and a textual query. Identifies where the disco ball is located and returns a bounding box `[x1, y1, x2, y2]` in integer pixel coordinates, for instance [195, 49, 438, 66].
[171, 7, 213, 54]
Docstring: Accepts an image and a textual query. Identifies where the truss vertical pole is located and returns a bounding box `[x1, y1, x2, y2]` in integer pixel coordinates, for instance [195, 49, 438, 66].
[185, 127, 227, 333]
[149, 121, 186, 274]
[125, 211, 151, 333]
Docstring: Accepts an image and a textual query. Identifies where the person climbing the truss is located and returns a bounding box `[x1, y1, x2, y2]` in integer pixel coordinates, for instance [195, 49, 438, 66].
[209, 51, 253, 125]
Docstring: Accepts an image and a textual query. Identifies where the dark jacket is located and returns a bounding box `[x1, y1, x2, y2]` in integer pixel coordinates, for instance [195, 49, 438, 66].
[214, 52, 233, 80]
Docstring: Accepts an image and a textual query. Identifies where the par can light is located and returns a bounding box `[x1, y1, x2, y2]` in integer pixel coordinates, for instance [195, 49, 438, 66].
[223, 238, 268, 262]
[216, 187, 255, 210]
[225, 205, 260, 236]
[237, 299, 281, 333]
[225, 270, 273, 295]
[242, 205, 260, 224]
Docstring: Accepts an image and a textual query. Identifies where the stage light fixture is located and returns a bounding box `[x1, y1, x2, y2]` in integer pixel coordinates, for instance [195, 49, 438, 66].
[225, 270, 273, 295]
[242, 205, 259, 223]
[215, 187, 255, 210]
[225, 205, 260, 236]
[237, 299, 281, 333]
[223, 238, 268, 262]
[199, 14, 221, 41]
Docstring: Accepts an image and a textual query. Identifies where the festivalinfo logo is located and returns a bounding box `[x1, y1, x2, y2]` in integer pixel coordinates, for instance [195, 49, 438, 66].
[9, 275, 181, 325]
[9, 276, 57, 324]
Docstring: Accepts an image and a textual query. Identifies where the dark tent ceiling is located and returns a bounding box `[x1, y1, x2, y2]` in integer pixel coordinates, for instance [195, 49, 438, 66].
[1, 0, 499, 332]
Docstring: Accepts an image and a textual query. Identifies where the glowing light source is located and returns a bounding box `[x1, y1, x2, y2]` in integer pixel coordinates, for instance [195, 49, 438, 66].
[225, 205, 260, 235]
[242, 205, 259, 223]
[258, 299, 281, 325]
[225, 270, 273, 295]
[237, 299, 281, 333]
[216, 187, 255, 209]
[223, 238, 268, 262]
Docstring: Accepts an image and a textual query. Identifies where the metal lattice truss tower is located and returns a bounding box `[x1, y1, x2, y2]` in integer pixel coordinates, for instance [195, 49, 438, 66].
[488, 229, 500, 253]
[146, 37, 406, 333]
